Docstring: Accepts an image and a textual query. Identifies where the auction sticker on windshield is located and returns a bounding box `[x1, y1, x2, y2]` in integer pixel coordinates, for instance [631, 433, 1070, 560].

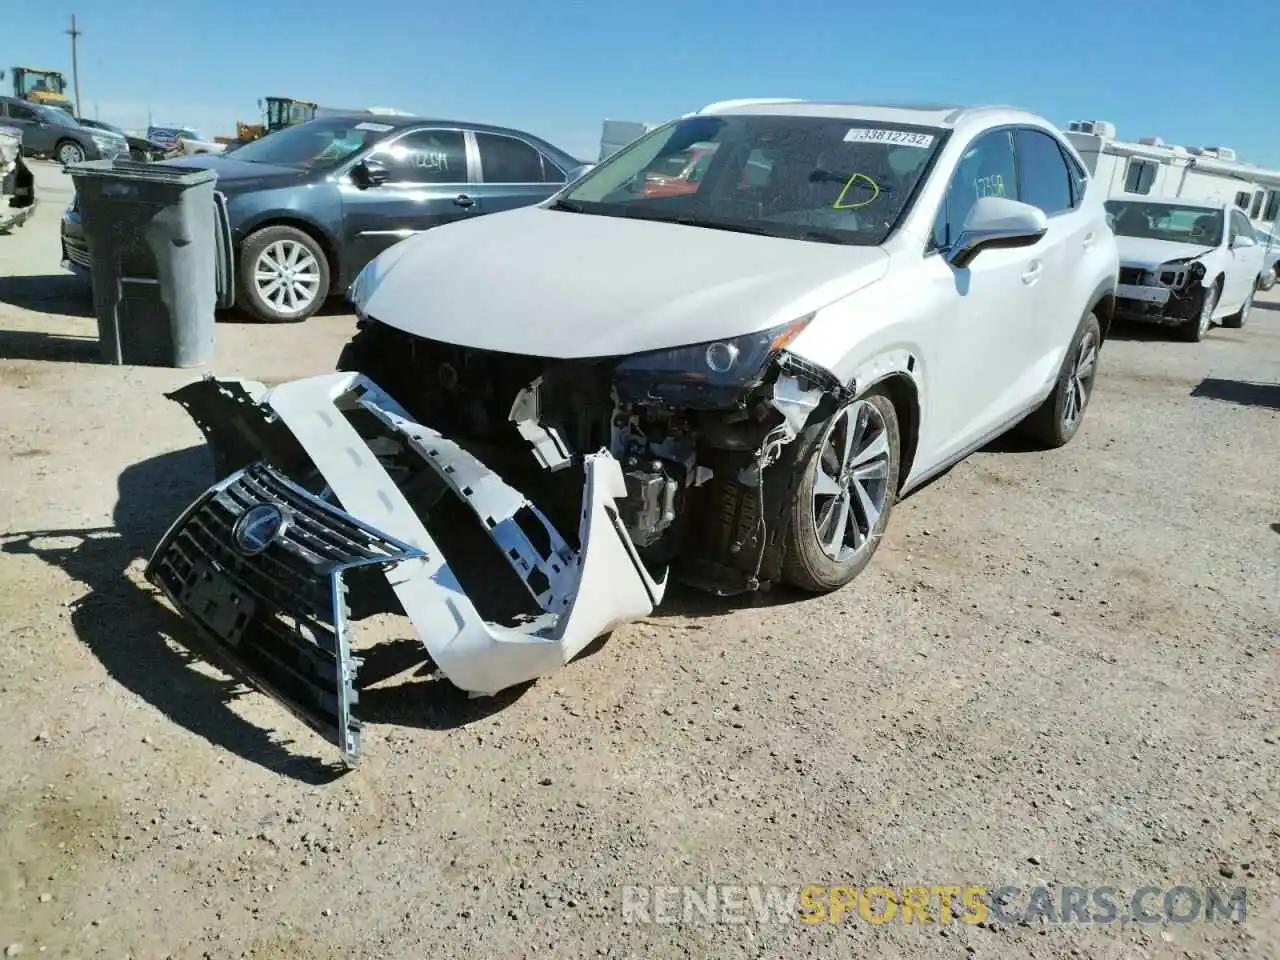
[355, 122, 395, 133]
[844, 128, 935, 148]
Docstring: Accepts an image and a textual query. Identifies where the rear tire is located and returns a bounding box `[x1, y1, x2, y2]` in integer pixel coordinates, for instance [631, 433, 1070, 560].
[1018, 312, 1101, 449]
[237, 225, 330, 323]
[780, 389, 901, 593]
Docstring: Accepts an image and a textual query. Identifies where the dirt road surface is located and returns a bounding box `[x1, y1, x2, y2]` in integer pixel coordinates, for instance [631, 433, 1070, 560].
[1, 161, 1277, 959]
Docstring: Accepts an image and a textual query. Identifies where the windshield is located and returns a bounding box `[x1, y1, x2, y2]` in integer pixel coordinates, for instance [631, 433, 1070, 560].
[35, 105, 80, 128]
[228, 117, 388, 168]
[1106, 200, 1223, 247]
[17, 71, 66, 97]
[561, 114, 945, 245]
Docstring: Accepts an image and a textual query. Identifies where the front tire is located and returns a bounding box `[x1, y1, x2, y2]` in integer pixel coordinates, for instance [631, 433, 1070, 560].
[1257, 268, 1276, 292]
[1018, 311, 1101, 449]
[56, 140, 85, 165]
[1175, 282, 1218, 342]
[237, 225, 330, 323]
[1221, 288, 1253, 329]
[780, 390, 900, 593]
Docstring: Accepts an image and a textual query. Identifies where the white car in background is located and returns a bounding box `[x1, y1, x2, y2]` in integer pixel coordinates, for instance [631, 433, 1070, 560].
[1106, 196, 1265, 340]
[1246, 224, 1280, 290]
[147, 100, 1120, 763]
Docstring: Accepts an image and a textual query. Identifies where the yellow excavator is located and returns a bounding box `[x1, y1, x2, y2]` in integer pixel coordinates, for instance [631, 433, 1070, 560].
[2, 67, 75, 113]
[234, 96, 317, 143]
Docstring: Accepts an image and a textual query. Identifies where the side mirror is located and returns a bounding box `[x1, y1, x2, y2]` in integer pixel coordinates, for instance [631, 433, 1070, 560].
[352, 159, 390, 188]
[1232, 233, 1256, 248]
[946, 196, 1048, 269]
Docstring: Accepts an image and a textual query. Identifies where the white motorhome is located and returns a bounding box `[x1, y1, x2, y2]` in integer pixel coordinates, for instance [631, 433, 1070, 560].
[1063, 119, 1280, 229]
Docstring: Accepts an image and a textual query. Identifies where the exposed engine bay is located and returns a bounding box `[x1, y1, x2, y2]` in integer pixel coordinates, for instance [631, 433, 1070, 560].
[336, 317, 844, 592]
[1114, 260, 1211, 325]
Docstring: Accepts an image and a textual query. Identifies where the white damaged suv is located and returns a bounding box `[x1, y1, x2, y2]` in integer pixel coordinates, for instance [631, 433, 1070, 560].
[148, 100, 1119, 762]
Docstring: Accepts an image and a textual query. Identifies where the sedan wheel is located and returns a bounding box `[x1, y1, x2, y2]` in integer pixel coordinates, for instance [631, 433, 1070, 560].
[781, 389, 901, 593]
[1222, 289, 1252, 329]
[1177, 283, 1218, 342]
[1017, 310, 1103, 448]
[57, 141, 85, 165]
[237, 225, 331, 323]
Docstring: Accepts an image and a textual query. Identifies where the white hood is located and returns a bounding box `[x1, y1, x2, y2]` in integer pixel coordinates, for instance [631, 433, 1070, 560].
[356, 205, 890, 359]
[1115, 235, 1214, 270]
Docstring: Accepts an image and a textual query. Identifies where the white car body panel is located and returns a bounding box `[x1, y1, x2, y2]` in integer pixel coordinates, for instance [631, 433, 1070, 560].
[360, 205, 891, 358]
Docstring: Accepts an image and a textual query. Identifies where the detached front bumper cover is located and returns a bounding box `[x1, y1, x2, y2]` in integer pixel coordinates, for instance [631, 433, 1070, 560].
[146, 372, 667, 764]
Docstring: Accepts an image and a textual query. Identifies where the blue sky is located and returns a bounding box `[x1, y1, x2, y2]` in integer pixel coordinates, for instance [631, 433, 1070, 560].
[9, 0, 1280, 164]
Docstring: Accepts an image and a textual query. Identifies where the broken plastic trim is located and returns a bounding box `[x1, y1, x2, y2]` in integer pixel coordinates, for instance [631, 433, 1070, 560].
[147, 372, 668, 764]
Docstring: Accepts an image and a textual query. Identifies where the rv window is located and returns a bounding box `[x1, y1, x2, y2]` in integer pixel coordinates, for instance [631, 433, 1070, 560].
[1250, 192, 1264, 219]
[1123, 158, 1157, 195]
[1265, 190, 1280, 222]
[1235, 191, 1252, 211]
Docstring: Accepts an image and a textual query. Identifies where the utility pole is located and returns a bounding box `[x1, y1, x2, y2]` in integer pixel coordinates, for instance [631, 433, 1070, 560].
[66, 15, 82, 115]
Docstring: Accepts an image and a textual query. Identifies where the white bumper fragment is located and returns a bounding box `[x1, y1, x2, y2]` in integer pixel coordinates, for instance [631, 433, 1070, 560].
[148, 372, 666, 761]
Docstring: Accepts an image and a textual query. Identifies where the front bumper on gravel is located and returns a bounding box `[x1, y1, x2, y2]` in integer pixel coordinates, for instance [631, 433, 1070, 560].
[146, 372, 667, 765]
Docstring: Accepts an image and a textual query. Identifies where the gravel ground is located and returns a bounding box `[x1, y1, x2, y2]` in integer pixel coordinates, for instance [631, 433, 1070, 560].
[1, 161, 1277, 959]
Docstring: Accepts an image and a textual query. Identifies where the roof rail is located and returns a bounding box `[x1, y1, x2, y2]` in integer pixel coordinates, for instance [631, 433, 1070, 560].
[698, 98, 805, 114]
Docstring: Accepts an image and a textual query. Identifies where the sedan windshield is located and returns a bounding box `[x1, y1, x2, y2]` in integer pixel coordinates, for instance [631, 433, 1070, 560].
[560, 114, 946, 245]
[228, 118, 390, 168]
[1106, 200, 1223, 247]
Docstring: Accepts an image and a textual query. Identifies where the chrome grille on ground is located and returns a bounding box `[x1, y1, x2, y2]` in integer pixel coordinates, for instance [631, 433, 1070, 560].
[145, 461, 424, 764]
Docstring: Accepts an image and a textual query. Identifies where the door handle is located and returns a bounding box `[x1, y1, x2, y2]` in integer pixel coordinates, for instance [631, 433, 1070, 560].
[1082, 232, 1095, 249]
[453, 194, 475, 208]
[1021, 261, 1043, 284]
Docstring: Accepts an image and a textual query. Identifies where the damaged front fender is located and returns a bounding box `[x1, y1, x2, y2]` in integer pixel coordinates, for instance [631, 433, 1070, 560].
[147, 372, 666, 764]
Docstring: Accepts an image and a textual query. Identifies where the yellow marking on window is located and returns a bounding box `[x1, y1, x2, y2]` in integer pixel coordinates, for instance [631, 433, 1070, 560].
[833, 173, 880, 210]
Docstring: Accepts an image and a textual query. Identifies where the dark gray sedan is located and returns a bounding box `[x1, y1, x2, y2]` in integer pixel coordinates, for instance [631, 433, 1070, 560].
[0, 97, 127, 164]
[61, 113, 588, 322]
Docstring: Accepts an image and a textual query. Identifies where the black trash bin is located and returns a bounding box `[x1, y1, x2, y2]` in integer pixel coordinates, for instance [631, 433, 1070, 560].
[69, 160, 233, 367]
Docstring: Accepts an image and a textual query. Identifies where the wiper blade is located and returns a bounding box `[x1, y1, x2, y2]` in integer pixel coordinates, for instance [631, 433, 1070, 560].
[549, 198, 584, 213]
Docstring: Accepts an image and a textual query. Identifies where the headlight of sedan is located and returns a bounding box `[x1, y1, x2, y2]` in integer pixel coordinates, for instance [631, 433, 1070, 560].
[612, 315, 813, 388]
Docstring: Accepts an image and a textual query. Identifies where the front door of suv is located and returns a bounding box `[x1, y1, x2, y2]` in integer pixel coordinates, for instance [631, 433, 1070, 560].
[339, 127, 479, 277]
[918, 128, 1043, 463]
[1011, 126, 1098, 386]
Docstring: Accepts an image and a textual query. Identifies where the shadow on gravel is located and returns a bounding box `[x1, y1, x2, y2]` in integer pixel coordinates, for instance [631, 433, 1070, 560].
[1272, 522, 1280, 535]
[0, 327, 102, 363]
[0, 274, 93, 319]
[1, 444, 536, 776]
[1255, 300, 1280, 312]
[217, 299, 354, 325]
[1102, 318, 1172, 341]
[1190, 377, 1280, 412]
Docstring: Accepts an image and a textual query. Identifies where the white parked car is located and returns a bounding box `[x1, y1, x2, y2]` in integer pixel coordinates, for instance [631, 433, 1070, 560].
[146, 100, 1119, 763]
[1106, 196, 1265, 340]
[1246, 225, 1280, 291]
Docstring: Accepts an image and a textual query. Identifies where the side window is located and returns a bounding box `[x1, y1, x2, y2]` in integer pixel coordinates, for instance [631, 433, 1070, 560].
[1249, 191, 1264, 219]
[1124, 158, 1157, 195]
[475, 132, 548, 183]
[1234, 191, 1252, 211]
[1014, 128, 1072, 215]
[8, 103, 38, 123]
[1264, 189, 1280, 222]
[932, 129, 1016, 249]
[367, 129, 467, 184]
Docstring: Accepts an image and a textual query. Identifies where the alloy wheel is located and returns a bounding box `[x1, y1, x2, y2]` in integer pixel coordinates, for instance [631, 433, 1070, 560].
[254, 240, 322, 315]
[1062, 329, 1097, 433]
[58, 142, 84, 165]
[812, 399, 892, 562]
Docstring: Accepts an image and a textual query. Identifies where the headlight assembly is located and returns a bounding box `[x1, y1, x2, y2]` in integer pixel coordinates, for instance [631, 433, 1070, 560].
[613, 315, 813, 388]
